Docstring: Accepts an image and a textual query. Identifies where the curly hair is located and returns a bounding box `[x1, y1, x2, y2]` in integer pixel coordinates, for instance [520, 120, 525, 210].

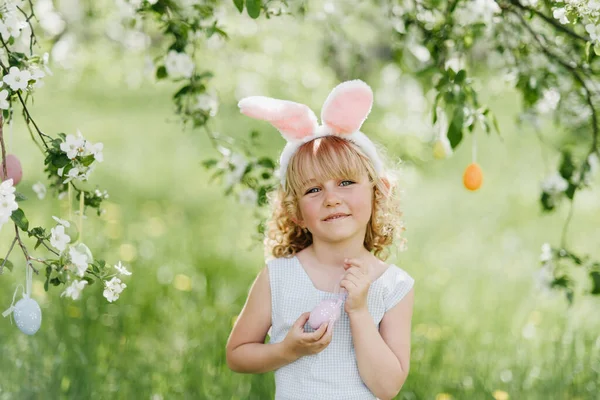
[263, 135, 406, 263]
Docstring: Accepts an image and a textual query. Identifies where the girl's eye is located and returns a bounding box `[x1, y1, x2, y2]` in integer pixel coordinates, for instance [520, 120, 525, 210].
[305, 180, 354, 194]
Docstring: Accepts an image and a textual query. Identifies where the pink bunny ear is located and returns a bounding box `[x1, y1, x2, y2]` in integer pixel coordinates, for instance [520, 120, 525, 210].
[238, 96, 318, 141]
[321, 80, 374, 135]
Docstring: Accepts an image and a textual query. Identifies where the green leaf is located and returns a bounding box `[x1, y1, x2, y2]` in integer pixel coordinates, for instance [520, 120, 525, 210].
[455, 69, 466, 84]
[246, 0, 261, 18]
[257, 157, 275, 170]
[590, 271, 600, 295]
[594, 43, 600, 56]
[83, 276, 95, 285]
[15, 192, 27, 202]
[0, 258, 13, 272]
[540, 192, 556, 212]
[257, 186, 268, 206]
[202, 158, 219, 169]
[10, 208, 29, 231]
[565, 183, 576, 200]
[80, 154, 95, 167]
[447, 107, 464, 149]
[559, 151, 575, 181]
[156, 66, 168, 80]
[233, 0, 244, 13]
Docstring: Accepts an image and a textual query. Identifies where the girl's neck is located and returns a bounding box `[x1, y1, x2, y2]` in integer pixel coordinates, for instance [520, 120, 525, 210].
[307, 242, 372, 271]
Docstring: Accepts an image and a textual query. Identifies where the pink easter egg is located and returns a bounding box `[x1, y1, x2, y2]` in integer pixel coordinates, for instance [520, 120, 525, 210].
[308, 298, 342, 330]
[0, 154, 23, 185]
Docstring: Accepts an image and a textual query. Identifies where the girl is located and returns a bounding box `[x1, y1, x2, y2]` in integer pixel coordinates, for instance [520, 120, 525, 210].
[226, 80, 415, 400]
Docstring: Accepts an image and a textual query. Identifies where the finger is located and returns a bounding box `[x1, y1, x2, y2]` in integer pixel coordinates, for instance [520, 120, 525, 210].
[312, 323, 328, 341]
[340, 279, 358, 291]
[344, 267, 364, 279]
[326, 320, 334, 335]
[345, 273, 363, 286]
[346, 258, 369, 275]
[295, 312, 311, 328]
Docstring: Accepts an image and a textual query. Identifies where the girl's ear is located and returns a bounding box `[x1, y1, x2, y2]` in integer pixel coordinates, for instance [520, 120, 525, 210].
[320, 80, 373, 135]
[238, 96, 319, 141]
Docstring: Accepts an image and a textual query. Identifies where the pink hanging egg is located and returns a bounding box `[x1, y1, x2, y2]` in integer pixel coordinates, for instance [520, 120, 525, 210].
[308, 298, 343, 330]
[0, 154, 23, 185]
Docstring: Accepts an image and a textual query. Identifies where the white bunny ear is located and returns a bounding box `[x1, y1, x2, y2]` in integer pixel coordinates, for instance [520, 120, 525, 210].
[238, 96, 319, 141]
[320, 80, 374, 135]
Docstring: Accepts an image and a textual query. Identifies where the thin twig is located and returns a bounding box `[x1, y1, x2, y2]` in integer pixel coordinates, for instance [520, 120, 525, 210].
[14, 225, 39, 275]
[0, 236, 17, 274]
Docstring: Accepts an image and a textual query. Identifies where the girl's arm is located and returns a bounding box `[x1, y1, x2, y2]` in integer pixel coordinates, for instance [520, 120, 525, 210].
[349, 288, 415, 400]
[226, 266, 298, 373]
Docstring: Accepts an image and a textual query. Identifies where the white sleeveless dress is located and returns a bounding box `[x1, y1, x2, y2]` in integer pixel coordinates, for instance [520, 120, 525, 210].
[266, 255, 415, 400]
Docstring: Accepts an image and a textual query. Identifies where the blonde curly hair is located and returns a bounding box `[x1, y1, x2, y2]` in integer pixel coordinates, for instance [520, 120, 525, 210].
[263, 135, 406, 263]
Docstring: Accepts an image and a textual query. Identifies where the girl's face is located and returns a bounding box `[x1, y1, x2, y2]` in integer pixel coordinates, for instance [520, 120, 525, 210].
[297, 172, 373, 243]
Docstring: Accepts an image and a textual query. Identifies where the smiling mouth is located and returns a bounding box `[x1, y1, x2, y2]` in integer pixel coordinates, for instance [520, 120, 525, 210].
[324, 215, 350, 222]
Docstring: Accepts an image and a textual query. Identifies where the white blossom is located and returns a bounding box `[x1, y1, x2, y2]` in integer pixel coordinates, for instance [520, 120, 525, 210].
[62, 167, 81, 184]
[586, 24, 600, 43]
[0, 178, 15, 197]
[165, 50, 194, 79]
[536, 88, 560, 114]
[85, 141, 104, 162]
[32, 182, 46, 199]
[95, 189, 109, 199]
[60, 134, 85, 159]
[103, 287, 119, 302]
[541, 173, 568, 194]
[0, 16, 27, 41]
[69, 243, 93, 277]
[540, 243, 553, 263]
[3, 66, 31, 91]
[50, 224, 71, 253]
[103, 277, 127, 302]
[0, 179, 18, 230]
[195, 93, 219, 116]
[60, 279, 88, 300]
[106, 276, 127, 294]
[52, 216, 70, 227]
[237, 188, 258, 206]
[114, 261, 132, 276]
[0, 90, 9, 110]
[553, 8, 569, 25]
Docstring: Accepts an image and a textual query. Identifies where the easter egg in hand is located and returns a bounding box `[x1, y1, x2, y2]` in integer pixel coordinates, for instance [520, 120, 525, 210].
[13, 296, 42, 335]
[308, 298, 342, 330]
[463, 162, 483, 191]
[0, 154, 23, 185]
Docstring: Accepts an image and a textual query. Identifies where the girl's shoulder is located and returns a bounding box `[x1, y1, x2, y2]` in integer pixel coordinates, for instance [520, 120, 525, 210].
[377, 263, 415, 311]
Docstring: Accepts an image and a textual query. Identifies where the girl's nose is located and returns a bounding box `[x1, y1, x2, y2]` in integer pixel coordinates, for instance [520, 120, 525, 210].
[324, 191, 342, 206]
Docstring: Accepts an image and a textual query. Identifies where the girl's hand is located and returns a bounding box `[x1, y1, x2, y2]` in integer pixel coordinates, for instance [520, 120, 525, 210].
[282, 312, 334, 360]
[340, 257, 372, 315]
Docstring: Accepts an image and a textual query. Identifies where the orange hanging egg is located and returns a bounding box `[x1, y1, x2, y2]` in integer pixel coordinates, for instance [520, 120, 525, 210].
[463, 162, 483, 191]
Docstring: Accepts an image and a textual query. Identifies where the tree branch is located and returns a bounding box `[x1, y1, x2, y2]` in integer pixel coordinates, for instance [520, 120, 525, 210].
[14, 225, 39, 275]
[508, 0, 591, 43]
[510, 9, 599, 154]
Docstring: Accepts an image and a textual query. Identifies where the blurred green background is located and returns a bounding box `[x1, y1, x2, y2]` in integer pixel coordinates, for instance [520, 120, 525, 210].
[1, 5, 600, 400]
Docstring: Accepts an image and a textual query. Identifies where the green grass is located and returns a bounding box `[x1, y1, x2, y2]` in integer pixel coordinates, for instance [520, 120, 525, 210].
[0, 44, 599, 400]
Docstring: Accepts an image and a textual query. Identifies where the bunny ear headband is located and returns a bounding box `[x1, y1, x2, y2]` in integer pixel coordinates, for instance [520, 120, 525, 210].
[237, 79, 384, 190]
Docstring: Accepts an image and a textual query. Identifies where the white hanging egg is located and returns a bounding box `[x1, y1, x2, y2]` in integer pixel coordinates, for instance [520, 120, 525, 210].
[13, 296, 42, 335]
